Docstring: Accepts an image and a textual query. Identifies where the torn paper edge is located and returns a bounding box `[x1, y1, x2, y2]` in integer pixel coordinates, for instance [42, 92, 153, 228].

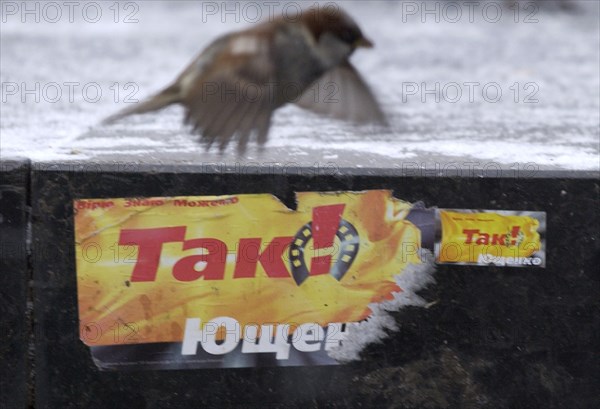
[327, 249, 436, 362]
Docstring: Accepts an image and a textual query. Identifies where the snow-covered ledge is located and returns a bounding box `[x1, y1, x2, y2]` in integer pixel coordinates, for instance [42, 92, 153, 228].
[1, 1, 598, 174]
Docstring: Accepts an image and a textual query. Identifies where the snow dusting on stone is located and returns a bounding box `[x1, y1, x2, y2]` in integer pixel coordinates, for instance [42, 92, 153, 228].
[1, 1, 598, 170]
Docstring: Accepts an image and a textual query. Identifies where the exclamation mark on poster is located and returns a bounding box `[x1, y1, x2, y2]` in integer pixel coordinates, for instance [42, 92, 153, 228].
[510, 226, 520, 245]
[310, 204, 345, 276]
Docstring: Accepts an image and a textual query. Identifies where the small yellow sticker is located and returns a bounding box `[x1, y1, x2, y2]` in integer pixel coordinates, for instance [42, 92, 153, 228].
[437, 210, 544, 266]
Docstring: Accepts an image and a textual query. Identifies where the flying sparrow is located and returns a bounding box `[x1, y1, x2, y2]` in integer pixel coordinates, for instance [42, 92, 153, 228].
[103, 6, 386, 152]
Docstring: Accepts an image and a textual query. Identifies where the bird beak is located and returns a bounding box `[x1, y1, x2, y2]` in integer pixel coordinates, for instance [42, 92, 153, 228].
[355, 37, 374, 48]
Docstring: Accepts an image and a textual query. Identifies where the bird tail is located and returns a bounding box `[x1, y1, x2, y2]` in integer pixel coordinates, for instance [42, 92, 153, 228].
[102, 84, 181, 125]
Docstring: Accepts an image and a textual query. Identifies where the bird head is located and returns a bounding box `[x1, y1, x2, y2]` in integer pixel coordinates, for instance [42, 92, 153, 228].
[301, 7, 374, 65]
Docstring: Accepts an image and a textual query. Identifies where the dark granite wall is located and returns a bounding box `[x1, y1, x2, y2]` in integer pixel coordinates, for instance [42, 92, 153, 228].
[28, 168, 599, 408]
[0, 160, 30, 409]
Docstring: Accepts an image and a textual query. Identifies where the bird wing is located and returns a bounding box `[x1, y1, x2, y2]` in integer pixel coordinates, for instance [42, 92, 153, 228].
[180, 33, 278, 153]
[294, 62, 387, 126]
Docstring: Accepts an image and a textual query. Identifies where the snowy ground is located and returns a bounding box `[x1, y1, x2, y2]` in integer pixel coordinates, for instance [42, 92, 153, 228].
[1, 0, 599, 170]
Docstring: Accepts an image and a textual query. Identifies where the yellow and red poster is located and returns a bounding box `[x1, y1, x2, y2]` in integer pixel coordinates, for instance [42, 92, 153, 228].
[73, 191, 545, 370]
